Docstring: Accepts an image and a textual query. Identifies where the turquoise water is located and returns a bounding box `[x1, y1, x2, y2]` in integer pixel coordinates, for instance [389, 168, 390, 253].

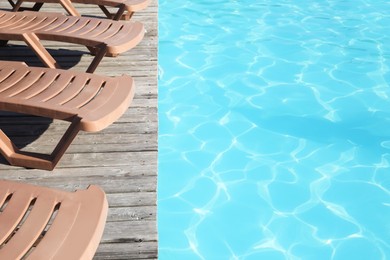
[158, 1, 390, 259]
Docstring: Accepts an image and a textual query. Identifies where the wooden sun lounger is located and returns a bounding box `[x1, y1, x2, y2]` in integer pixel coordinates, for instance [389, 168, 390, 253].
[0, 179, 107, 259]
[8, 0, 151, 21]
[0, 61, 135, 170]
[0, 10, 144, 73]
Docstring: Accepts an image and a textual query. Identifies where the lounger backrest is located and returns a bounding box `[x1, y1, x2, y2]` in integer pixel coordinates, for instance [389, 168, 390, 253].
[0, 10, 144, 54]
[0, 61, 134, 132]
[0, 180, 108, 260]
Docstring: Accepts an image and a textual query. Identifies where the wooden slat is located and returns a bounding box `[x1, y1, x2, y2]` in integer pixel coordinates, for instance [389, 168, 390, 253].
[95, 242, 157, 260]
[0, 0, 158, 258]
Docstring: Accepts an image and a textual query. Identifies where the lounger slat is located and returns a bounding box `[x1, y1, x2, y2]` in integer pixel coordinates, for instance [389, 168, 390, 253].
[26, 16, 60, 31]
[14, 70, 60, 99]
[62, 77, 104, 108]
[105, 21, 144, 53]
[0, 196, 58, 259]
[0, 190, 11, 208]
[27, 73, 75, 102]
[0, 14, 26, 29]
[45, 74, 89, 105]
[0, 68, 17, 83]
[2, 16, 39, 31]
[18, 17, 52, 31]
[70, 19, 102, 36]
[0, 192, 35, 244]
[0, 69, 29, 92]
[77, 20, 114, 38]
[26, 200, 80, 259]
[108, 22, 139, 44]
[80, 75, 134, 130]
[7, 15, 52, 32]
[46, 186, 108, 260]
[48, 16, 80, 33]
[0, 14, 19, 27]
[0, 71, 44, 97]
[57, 18, 90, 34]
[40, 16, 70, 32]
[78, 79, 118, 112]
[0, 13, 7, 21]
[0, 180, 108, 259]
[91, 23, 124, 40]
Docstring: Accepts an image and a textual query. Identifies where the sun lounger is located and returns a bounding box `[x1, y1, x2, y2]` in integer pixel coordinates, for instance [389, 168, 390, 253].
[0, 179, 107, 259]
[0, 61, 135, 170]
[0, 10, 144, 73]
[9, 0, 151, 20]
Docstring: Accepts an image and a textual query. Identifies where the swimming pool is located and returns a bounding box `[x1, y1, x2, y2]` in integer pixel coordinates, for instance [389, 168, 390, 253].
[158, 1, 390, 259]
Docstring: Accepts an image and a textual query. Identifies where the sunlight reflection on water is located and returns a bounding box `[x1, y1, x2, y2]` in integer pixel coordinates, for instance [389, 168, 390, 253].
[159, 1, 390, 259]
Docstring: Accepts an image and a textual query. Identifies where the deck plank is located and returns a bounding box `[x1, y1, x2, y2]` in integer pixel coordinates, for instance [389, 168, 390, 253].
[0, 0, 158, 259]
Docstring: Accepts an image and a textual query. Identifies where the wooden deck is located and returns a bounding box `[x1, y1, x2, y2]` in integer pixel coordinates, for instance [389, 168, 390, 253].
[0, 1, 158, 259]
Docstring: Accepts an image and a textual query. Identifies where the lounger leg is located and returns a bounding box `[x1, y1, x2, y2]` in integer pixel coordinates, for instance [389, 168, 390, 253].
[0, 40, 8, 47]
[125, 12, 134, 20]
[98, 4, 132, 21]
[0, 129, 53, 170]
[0, 118, 81, 171]
[58, 0, 80, 16]
[11, 0, 23, 11]
[86, 46, 117, 57]
[7, 0, 15, 7]
[12, 0, 43, 12]
[50, 118, 81, 169]
[0, 130, 20, 163]
[113, 5, 126, 21]
[31, 2, 44, 11]
[98, 5, 113, 19]
[86, 47, 107, 73]
[87, 46, 98, 56]
[22, 33, 61, 70]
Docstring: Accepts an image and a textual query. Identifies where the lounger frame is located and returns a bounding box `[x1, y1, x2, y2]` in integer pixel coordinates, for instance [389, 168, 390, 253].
[8, 0, 151, 20]
[0, 61, 135, 170]
[0, 10, 144, 73]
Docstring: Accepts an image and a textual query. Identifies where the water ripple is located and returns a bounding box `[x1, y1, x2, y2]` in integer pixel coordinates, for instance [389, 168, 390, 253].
[159, 0, 390, 259]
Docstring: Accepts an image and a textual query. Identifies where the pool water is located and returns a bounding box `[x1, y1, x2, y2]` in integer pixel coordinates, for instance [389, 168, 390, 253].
[158, 1, 390, 259]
